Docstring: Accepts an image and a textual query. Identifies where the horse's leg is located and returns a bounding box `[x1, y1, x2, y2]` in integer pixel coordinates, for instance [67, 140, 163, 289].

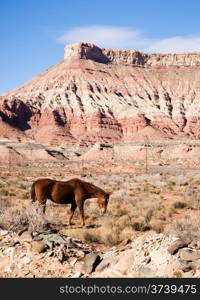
[77, 201, 85, 227]
[69, 202, 77, 226]
[35, 188, 47, 214]
[75, 190, 85, 227]
[41, 201, 46, 214]
[36, 200, 46, 214]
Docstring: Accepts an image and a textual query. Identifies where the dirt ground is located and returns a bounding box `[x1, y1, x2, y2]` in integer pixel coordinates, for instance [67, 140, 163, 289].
[1, 158, 200, 277]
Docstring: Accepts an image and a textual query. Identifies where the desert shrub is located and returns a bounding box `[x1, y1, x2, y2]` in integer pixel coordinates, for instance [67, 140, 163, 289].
[117, 215, 132, 228]
[8, 190, 17, 196]
[0, 198, 13, 209]
[149, 220, 164, 233]
[84, 231, 102, 243]
[0, 185, 22, 197]
[0, 181, 5, 188]
[1, 188, 9, 196]
[94, 215, 136, 246]
[0, 202, 49, 232]
[169, 214, 200, 241]
[188, 193, 200, 210]
[145, 209, 153, 223]
[132, 216, 151, 232]
[20, 190, 30, 200]
[173, 201, 187, 209]
[173, 271, 183, 278]
[18, 182, 29, 190]
[168, 180, 176, 186]
[135, 196, 163, 220]
[111, 189, 129, 202]
[113, 206, 130, 217]
[26, 205, 50, 231]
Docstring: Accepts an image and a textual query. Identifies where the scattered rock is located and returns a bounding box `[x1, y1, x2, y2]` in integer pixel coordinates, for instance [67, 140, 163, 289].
[168, 239, 189, 255]
[181, 265, 193, 272]
[179, 248, 200, 261]
[75, 250, 85, 258]
[3, 247, 15, 256]
[19, 231, 32, 244]
[32, 230, 78, 249]
[45, 251, 54, 258]
[70, 258, 78, 266]
[144, 256, 151, 264]
[188, 241, 200, 249]
[95, 257, 112, 272]
[159, 215, 166, 221]
[0, 230, 8, 236]
[22, 256, 31, 264]
[4, 266, 12, 273]
[71, 271, 83, 278]
[84, 252, 102, 273]
[117, 238, 132, 251]
[55, 247, 67, 263]
[32, 241, 47, 253]
[2, 228, 200, 278]
[138, 266, 155, 277]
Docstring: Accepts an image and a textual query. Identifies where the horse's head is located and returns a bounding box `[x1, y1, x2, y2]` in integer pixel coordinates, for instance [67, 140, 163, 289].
[96, 192, 111, 215]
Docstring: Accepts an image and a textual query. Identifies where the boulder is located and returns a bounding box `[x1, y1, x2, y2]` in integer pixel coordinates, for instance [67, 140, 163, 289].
[138, 266, 156, 278]
[95, 257, 112, 272]
[84, 252, 102, 273]
[22, 256, 31, 264]
[179, 248, 200, 261]
[19, 231, 32, 244]
[32, 241, 47, 253]
[168, 239, 189, 255]
[71, 271, 83, 278]
[0, 230, 9, 236]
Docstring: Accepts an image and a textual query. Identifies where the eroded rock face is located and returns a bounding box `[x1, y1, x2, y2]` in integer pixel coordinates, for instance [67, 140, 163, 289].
[1, 42, 200, 144]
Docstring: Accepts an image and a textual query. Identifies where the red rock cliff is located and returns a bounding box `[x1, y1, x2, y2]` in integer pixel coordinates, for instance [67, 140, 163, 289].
[1, 42, 200, 144]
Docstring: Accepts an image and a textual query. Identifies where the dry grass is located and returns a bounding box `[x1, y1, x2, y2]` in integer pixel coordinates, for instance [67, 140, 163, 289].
[0, 199, 49, 232]
[169, 214, 200, 241]
[172, 201, 188, 209]
[1, 166, 200, 247]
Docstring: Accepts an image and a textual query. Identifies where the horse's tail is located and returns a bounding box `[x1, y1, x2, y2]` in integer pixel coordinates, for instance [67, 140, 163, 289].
[31, 182, 36, 203]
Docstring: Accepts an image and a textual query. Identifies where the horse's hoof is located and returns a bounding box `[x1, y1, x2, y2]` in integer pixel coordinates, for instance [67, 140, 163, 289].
[68, 222, 74, 227]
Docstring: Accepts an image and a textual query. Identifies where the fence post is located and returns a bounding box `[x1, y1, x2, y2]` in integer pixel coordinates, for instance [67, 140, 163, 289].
[8, 147, 12, 176]
[145, 136, 149, 174]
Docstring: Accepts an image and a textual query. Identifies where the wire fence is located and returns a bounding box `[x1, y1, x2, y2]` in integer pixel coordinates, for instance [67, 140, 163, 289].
[1, 139, 200, 178]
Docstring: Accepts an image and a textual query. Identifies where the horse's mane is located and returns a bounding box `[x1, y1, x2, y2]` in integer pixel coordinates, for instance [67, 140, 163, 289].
[82, 180, 107, 195]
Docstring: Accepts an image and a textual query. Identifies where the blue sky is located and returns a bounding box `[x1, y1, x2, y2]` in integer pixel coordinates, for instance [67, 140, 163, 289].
[1, 0, 200, 94]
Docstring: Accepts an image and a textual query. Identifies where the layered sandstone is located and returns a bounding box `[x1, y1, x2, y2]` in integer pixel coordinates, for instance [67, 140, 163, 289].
[1, 42, 200, 145]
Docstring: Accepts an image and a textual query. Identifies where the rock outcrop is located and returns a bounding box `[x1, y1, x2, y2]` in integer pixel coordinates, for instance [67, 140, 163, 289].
[1, 229, 200, 278]
[1, 42, 200, 145]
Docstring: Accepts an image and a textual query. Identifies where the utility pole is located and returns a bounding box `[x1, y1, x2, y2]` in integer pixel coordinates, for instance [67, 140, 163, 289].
[145, 136, 149, 174]
[8, 148, 11, 176]
[112, 141, 114, 161]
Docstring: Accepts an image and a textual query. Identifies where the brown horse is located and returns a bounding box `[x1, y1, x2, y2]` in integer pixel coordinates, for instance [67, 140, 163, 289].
[31, 178, 110, 227]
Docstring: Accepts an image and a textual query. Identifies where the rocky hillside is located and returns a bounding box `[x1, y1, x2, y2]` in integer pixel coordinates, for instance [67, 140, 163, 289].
[1, 229, 200, 278]
[1, 42, 200, 145]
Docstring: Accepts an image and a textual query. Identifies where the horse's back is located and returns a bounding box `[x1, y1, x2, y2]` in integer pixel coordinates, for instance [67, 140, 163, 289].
[51, 180, 77, 204]
[50, 178, 87, 204]
[33, 178, 56, 200]
[34, 178, 55, 185]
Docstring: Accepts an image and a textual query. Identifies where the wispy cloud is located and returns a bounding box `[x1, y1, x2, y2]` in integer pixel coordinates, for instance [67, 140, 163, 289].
[57, 25, 200, 53]
[145, 35, 200, 53]
[57, 25, 151, 49]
